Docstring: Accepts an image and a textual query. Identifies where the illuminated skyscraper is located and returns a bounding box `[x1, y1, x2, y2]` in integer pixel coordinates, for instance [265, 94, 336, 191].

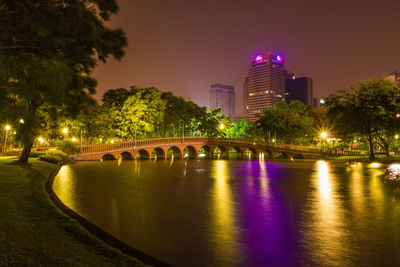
[243, 53, 290, 122]
[209, 83, 235, 119]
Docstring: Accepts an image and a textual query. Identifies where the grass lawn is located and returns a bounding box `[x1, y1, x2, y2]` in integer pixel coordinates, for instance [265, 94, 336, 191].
[0, 157, 145, 266]
[328, 154, 400, 163]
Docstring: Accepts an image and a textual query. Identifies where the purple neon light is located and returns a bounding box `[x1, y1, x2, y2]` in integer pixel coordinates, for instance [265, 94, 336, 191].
[275, 54, 282, 62]
[255, 54, 264, 62]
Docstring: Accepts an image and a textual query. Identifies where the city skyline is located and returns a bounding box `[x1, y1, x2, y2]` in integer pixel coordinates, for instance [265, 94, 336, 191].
[93, 0, 400, 108]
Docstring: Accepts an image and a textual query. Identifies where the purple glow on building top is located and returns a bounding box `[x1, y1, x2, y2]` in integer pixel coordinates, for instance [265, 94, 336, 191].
[275, 54, 282, 62]
[255, 54, 264, 62]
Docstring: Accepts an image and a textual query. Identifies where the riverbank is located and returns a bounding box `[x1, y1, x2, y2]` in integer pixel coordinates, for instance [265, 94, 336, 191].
[0, 157, 145, 266]
[328, 154, 400, 163]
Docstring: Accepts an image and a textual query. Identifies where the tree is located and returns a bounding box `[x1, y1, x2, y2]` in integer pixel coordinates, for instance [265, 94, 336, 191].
[225, 119, 255, 139]
[101, 88, 131, 108]
[325, 78, 400, 159]
[257, 101, 314, 144]
[115, 88, 166, 139]
[0, 0, 127, 163]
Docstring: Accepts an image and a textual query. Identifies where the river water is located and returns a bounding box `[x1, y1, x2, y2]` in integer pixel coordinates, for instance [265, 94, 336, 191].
[53, 160, 400, 266]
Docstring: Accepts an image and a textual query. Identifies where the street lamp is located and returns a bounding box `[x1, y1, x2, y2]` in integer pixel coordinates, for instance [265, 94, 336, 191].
[62, 128, 68, 139]
[4, 125, 11, 152]
[219, 123, 225, 130]
[38, 137, 44, 144]
[320, 131, 328, 151]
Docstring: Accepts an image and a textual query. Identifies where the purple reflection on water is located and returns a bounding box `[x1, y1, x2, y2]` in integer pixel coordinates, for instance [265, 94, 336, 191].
[236, 161, 305, 266]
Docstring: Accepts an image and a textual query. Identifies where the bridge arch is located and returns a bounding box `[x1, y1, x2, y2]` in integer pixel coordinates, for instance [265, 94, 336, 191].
[184, 146, 197, 159]
[228, 147, 243, 160]
[275, 151, 289, 159]
[263, 150, 274, 159]
[243, 148, 258, 160]
[119, 151, 134, 160]
[293, 153, 304, 159]
[214, 146, 228, 159]
[102, 154, 117, 160]
[167, 146, 182, 159]
[199, 146, 212, 159]
[151, 147, 166, 160]
[136, 149, 150, 160]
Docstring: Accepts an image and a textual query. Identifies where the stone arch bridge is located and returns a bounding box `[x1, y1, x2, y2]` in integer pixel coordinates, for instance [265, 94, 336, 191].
[72, 137, 327, 161]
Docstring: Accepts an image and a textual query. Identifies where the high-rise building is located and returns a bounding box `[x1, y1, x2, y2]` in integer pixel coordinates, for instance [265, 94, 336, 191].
[243, 52, 290, 122]
[243, 75, 249, 114]
[286, 77, 313, 105]
[209, 83, 235, 119]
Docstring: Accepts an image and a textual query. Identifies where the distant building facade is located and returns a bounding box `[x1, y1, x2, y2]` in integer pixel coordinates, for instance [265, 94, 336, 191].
[209, 83, 235, 119]
[285, 77, 313, 105]
[243, 53, 290, 122]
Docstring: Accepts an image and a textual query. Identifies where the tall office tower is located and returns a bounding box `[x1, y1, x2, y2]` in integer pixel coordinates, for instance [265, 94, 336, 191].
[209, 83, 235, 119]
[286, 77, 313, 105]
[244, 52, 290, 122]
[243, 75, 249, 114]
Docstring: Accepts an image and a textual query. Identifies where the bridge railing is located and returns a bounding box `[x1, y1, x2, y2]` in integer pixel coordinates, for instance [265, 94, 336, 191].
[79, 137, 323, 154]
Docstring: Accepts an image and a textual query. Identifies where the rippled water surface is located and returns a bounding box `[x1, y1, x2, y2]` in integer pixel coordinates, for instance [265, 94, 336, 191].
[53, 160, 400, 266]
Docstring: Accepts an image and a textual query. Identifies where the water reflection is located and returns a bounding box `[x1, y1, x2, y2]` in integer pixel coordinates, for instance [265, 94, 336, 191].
[349, 162, 365, 212]
[386, 163, 400, 181]
[53, 160, 400, 266]
[304, 160, 346, 265]
[53, 165, 76, 211]
[210, 160, 240, 262]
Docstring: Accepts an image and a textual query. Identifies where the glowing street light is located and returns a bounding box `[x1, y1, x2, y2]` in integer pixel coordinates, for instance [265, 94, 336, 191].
[219, 123, 225, 130]
[38, 137, 44, 144]
[19, 118, 24, 124]
[62, 128, 68, 139]
[320, 132, 327, 139]
[396, 134, 399, 140]
[3, 125, 11, 152]
[72, 137, 76, 142]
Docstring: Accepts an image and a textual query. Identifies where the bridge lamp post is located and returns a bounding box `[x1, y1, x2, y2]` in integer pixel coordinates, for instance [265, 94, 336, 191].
[3, 125, 11, 152]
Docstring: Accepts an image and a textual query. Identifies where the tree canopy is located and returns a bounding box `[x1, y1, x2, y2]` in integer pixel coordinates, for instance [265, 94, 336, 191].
[256, 101, 314, 144]
[0, 0, 127, 163]
[324, 78, 400, 159]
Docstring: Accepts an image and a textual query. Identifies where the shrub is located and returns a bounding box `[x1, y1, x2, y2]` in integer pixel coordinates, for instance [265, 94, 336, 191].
[38, 150, 73, 165]
[30, 151, 47, 158]
[54, 140, 80, 155]
[39, 155, 63, 165]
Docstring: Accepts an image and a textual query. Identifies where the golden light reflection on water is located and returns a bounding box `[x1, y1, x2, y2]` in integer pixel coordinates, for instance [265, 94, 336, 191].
[210, 160, 239, 259]
[317, 161, 331, 197]
[134, 158, 141, 174]
[306, 160, 345, 265]
[258, 160, 270, 206]
[369, 165, 385, 213]
[349, 162, 365, 212]
[53, 165, 76, 211]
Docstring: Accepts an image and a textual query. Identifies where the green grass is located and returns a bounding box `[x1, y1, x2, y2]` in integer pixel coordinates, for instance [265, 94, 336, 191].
[328, 154, 400, 162]
[0, 157, 145, 266]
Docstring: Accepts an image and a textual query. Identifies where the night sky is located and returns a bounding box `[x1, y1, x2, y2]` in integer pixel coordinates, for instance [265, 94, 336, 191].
[93, 0, 400, 110]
